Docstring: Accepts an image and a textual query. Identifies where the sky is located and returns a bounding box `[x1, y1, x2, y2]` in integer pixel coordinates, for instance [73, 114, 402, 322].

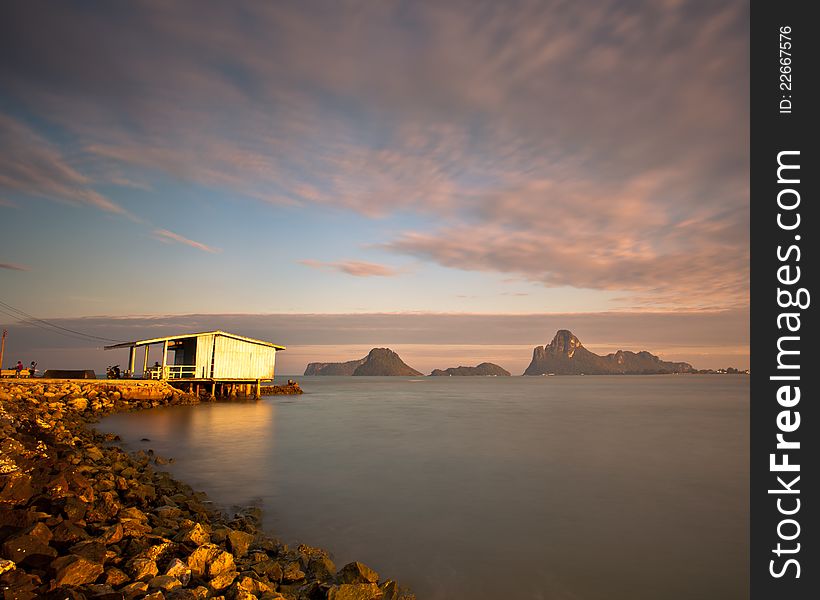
[0, 0, 749, 373]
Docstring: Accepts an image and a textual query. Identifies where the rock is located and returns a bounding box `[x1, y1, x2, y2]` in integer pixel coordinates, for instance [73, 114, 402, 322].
[0, 472, 35, 506]
[82, 583, 117, 597]
[99, 522, 124, 545]
[235, 575, 277, 596]
[1, 533, 58, 566]
[155, 505, 183, 520]
[86, 445, 105, 462]
[380, 580, 416, 600]
[165, 590, 203, 600]
[118, 506, 149, 521]
[148, 574, 182, 591]
[127, 557, 159, 581]
[226, 529, 254, 558]
[119, 581, 149, 598]
[207, 550, 235, 578]
[208, 569, 237, 591]
[24, 522, 53, 544]
[51, 554, 104, 586]
[104, 566, 130, 586]
[164, 558, 192, 586]
[307, 554, 336, 580]
[250, 558, 283, 582]
[62, 497, 88, 521]
[339, 561, 379, 584]
[140, 540, 177, 562]
[328, 583, 383, 600]
[282, 560, 306, 582]
[0, 558, 15, 575]
[186, 544, 220, 577]
[120, 517, 152, 538]
[67, 397, 88, 411]
[177, 522, 210, 546]
[51, 520, 91, 544]
[68, 540, 107, 564]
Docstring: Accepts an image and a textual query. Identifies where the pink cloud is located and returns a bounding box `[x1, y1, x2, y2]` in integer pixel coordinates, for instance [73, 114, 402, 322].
[0, 262, 30, 271]
[0, 114, 135, 219]
[1, 1, 748, 311]
[153, 229, 221, 254]
[299, 259, 400, 277]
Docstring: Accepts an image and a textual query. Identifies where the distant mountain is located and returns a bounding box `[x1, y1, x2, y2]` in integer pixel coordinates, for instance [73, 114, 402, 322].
[523, 330, 694, 375]
[304, 348, 422, 376]
[304, 358, 366, 376]
[430, 363, 511, 376]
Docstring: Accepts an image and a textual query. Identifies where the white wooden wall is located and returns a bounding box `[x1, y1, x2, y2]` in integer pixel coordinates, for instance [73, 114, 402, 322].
[211, 335, 276, 379]
[195, 334, 215, 378]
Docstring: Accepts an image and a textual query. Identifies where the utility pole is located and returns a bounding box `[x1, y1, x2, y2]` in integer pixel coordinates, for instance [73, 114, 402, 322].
[0, 329, 6, 370]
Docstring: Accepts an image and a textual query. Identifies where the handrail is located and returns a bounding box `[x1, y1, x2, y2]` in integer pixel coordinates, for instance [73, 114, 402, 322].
[145, 365, 198, 380]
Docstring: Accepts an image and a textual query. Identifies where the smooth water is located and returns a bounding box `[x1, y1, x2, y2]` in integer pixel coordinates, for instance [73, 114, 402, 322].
[97, 376, 749, 600]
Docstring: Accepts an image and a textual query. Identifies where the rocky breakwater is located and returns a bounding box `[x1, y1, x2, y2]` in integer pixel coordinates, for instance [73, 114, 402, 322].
[259, 382, 303, 396]
[0, 379, 414, 600]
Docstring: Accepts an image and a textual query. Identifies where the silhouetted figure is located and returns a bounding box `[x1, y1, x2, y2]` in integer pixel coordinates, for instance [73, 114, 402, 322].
[15, 361, 23, 377]
[29, 361, 37, 377]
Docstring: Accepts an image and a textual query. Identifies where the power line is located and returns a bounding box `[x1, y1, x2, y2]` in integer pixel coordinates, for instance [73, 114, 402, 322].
[0, 306, 110, 345]
[0, 299, 128, 343]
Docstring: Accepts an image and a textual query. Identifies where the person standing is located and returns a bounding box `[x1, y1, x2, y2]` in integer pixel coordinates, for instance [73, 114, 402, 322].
[15, 360, 23, 377]
[29, 361, 37, 377]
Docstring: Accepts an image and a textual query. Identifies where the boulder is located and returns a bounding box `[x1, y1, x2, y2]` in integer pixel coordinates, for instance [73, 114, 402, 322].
[328, 583, 383, 600]
[161, 558, 188, 579]
[148, 574, 182, 591]
[126, 557, 158, 581]
[207, 550, 235, 578]
[2, 533, 58, 566]
[226, 529, 254, 558]
[51, 554, 104, 587]
[186, 544, 220, 577]
[177, 522, 210, 546]
[339, 561, 379, 584]
[208, 568, 237, 591]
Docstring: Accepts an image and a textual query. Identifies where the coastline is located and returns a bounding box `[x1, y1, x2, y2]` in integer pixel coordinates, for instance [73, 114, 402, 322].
[0, 379, 413, 600]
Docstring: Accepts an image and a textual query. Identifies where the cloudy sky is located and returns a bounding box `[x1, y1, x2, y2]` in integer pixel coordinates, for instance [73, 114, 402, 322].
[0, 0, 748, 373]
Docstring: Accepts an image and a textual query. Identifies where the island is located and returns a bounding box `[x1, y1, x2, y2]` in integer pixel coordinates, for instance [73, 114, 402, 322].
[304, 348, 422, 376]
[429, 363, 511, 376]
[524, 329, 694, 375]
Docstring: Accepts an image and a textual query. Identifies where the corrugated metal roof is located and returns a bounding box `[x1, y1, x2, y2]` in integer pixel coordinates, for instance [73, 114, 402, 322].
[104, 330, 286, 350]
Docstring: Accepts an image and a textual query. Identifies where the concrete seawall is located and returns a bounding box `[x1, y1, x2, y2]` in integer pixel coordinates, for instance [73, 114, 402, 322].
[0, 378, 413, 600]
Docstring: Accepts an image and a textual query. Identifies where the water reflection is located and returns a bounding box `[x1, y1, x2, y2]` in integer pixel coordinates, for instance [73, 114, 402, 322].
[98, 376, 749, 600]
[100, 400, 277, 509]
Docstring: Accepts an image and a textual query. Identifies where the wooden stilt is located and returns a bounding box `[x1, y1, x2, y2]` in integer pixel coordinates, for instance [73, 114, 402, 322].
[142, 345, 150, 377]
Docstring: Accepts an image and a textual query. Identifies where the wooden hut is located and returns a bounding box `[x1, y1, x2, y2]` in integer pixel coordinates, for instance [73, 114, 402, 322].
[105, 331, 285, 396]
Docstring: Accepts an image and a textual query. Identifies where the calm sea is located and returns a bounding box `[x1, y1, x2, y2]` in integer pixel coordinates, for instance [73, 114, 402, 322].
[97, 375, 749, 600]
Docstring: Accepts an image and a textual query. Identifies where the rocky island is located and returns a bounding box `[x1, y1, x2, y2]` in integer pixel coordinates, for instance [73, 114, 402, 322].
[524, 330, 694, 375]
[429, 363, 511, 377]
[304, 349, 422, 376]
[0, 379, 414, 600]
